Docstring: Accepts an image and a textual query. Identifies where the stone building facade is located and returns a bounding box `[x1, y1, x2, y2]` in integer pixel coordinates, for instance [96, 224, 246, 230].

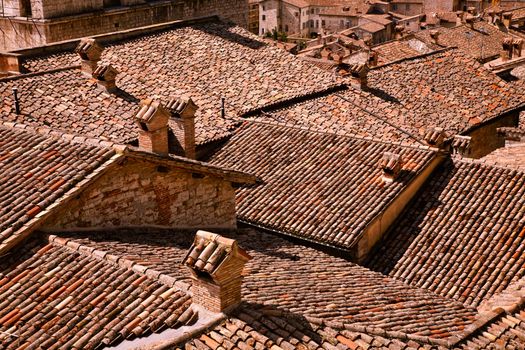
[43, 157, 241, 231]
[0, 0, 248, 50]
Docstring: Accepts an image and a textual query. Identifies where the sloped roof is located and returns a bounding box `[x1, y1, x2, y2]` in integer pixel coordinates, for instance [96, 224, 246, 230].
[56, 228, 478, 341]
[207, 122, 436, 251]
[366, 158, 525, 308]
[372, 38, 435, 65]
[247, 87, 425, 145]
[2, 19, 337, 145]
[367, 49, 525, 137]
[414, 21, 510, 61]
[0, 124, 116, 253]
[0, 235, 195, 350]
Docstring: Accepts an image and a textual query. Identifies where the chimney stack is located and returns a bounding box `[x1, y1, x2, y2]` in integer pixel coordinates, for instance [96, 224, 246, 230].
[394, 24, 404, 39]
[183, 231, 251, 313]
[368, 51, 378, 67]
[380, 152, 403, 183]
[92, 64, 118, 93]
[503, 12, 513, 28]
[452, 135, 472, 157]
[166, 97, 198, 159]
[465, 15, 476, 29]
[513, 38, 524, 58]
[501, 37, 514, 61]
[75, 38, 104, 77]
[456, 11, 465, 24]
[429, 29, 440, 45]
[424, 127, 446, 148]
[135, 99, 170, 156]
[348, 63, 369, 90]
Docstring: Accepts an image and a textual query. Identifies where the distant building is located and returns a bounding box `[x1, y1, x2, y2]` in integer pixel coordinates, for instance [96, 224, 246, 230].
[0, 0, 249, 51]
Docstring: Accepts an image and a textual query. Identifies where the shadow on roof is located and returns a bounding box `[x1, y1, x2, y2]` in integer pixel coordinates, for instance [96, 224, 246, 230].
[190, 22, 266, 50]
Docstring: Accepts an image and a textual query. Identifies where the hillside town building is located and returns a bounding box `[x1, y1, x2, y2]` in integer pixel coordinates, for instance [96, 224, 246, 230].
[1, 10, 525, 350]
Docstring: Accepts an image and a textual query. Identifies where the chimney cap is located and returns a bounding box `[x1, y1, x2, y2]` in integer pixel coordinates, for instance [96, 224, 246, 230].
[182, 231, 251, 278]
[92, 64, 118, 82]
[381, 152, 403, 182]
[75, 38, 104, 61]
[166, 97, 199, 119]
[135, 99, 170, 132]
[424, 127, 446, 147]
[452, 135, 472, 155]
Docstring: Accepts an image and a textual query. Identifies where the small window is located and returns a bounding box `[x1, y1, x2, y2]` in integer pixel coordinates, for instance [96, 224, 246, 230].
[295, 11, 299, 17]
[285, 25, 289, 32]
[316, 20, 319, 28]
[262, 28, 265, 34]
[262, 14, 266, 20]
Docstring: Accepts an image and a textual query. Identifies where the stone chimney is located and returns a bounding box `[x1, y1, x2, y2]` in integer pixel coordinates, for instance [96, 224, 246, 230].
[380, 152, 403, 183]
[368, 51, 378, 67]
[166, 97, 198, 159]
[456, 11, 465, 24]
[452, 135, 472, 157]
[394, 24, 404, 39]
[135, 99, 170, 156]
[92, 64, 118, 93]
[501, 37, 514, 61]
[348, 63, 369, 90]
[183, 231, 251, 313]
[75, 38, 104, 77]
[465, 15, 476, 29]
[424, 127, 446, 148]
[467, 6, 476, 15]
[429, 30, 440, 46]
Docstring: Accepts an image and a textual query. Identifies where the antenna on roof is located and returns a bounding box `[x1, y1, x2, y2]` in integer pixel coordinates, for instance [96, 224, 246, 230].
[12, 88, 20, 115]
[221, 97, 226, 118]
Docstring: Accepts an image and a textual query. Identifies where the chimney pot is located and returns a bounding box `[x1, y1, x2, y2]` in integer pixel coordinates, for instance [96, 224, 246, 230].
[429, 30, 440, 45]
[75, 38, 104, 76]
[166, 96, 198, 159]
[182, 231, 251, 313]
[348, 63, 369, 90]
[501, 37, 514, 61]
[135, 99, 171, 156]
[92, 64, 118, 93]
[380, 152, 403, 183]
[452, 135, 472, 157]
[424, 127, 446, 148]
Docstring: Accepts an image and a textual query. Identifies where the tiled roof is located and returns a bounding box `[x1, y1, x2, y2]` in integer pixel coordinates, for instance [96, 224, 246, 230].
[0, 234, 195, 350]
[414, 22, 509, 61]
[56, 228, 478, 340]
[0, 124, 115, 253]
[207, 121, 436, 251]
[7, 20, 338, 145]
[366, 158, 525, 308]
[247, 87, 425, 145]
[367, 49, 525, 136]
[481, 143, 525, 171]
[179, 305, 437, 350]
[372, 38, 435, 66]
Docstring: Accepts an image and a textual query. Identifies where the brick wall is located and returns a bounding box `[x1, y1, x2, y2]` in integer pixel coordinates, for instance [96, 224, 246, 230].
[467, 112, 519, 159]
[43, 158, 237, 231]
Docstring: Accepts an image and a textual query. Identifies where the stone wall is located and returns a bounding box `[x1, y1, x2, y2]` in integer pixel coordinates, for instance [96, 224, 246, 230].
[43, 158, 237, 231]
[0, 0, 248, 51]
[467, 112, 520, 159]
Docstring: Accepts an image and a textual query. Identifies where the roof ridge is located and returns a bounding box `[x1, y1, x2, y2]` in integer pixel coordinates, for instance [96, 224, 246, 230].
[47, 234, 192, 293]
[453, 154, 525, 174]
[235, 117, 436, 152]
[370, 46, 456, 69]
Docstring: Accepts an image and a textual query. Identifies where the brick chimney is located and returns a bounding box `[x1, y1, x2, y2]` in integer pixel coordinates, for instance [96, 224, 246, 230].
[394, 24, 404, 39]
[424, 127, 446, 148]
[183, 231, 251, 313]
[92, 64, 118, 93]
[348, 63, 369, 90]
[457, 11, 465, 24]
[368, 51, 378, 67]
[75, 38, 104, 77]
[501, 37, 514, 61]
[429, 30, 441, 46]
[452, 135, 472, 157]
[135, 99, 170, 156]
[465, 15, 476, 29]
[380, 152, 403, 183]
[166, 97, 198, 159]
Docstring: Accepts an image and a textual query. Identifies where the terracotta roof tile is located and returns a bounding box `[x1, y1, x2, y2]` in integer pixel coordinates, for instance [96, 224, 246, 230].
[0, 125, 115, 252]
[367, 49, 525, 136]
[366, 158, 525, 308]
[57, 228, 478, 339]
[0, 235, 195, 350]
[207, 121, 436, 250]
[372, 38, 435, 66]
[6, 20, 338, 145]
